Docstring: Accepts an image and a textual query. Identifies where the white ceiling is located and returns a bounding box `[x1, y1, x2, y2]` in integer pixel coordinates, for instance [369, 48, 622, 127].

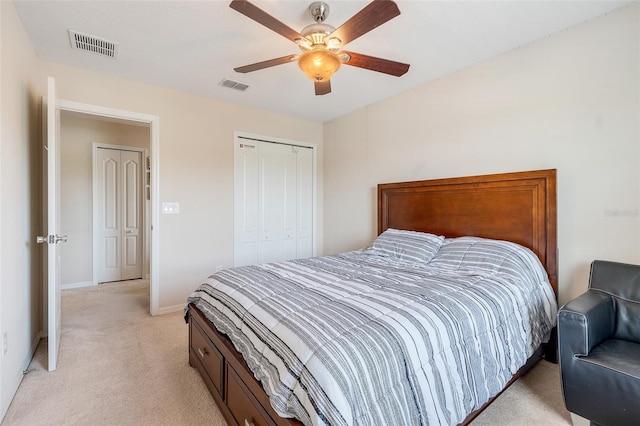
[14, 0, 631, 123]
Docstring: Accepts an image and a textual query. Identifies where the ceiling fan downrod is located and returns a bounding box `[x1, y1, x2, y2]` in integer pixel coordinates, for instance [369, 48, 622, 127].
[309, 1, 329, 23]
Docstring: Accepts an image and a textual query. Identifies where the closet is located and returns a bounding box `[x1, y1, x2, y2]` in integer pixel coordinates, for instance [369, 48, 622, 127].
[95, 147, 143, 282]
[234, 135, 314, 267]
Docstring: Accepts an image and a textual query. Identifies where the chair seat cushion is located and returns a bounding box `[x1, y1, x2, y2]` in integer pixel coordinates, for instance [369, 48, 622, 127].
[567, 339, 640, 426]
[580, 338, 640, 381]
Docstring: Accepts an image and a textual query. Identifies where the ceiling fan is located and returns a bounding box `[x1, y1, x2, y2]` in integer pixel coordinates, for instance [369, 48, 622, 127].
[229, 0, 410, 96]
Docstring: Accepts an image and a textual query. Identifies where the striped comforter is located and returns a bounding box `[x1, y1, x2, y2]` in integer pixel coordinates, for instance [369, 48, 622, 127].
[186, 236, 557, 426]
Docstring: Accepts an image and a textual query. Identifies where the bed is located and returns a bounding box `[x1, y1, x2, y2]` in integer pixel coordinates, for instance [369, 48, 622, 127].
[185, 169, 558, 426]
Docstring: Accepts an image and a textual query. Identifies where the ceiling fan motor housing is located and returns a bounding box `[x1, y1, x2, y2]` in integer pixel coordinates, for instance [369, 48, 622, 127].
[299, 23, 337, 50]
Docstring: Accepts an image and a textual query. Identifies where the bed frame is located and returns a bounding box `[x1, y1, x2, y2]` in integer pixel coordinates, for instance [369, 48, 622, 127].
[188, 168, 558, 426]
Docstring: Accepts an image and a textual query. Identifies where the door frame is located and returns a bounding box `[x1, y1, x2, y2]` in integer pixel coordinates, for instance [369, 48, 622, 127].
[92, 144, 147, 286]
[57, 99, 160, 315]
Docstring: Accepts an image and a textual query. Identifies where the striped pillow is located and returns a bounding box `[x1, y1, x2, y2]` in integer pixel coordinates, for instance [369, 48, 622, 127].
[365, 228, 444, 264]
[429, 236, 548, 280]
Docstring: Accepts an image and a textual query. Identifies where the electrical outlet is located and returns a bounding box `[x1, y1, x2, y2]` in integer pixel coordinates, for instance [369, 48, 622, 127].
[2, 332, 7, 356]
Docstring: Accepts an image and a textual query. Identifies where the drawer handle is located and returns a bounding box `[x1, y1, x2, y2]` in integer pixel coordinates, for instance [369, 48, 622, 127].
[244, 419, 255, 426]
[197, 347, 208, 358]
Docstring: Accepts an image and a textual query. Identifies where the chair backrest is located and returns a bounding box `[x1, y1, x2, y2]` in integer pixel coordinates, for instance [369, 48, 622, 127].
[589, 260, 640, 343]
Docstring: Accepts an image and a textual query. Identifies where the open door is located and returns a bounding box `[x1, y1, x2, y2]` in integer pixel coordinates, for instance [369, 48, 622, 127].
[37, 76, 66, 371]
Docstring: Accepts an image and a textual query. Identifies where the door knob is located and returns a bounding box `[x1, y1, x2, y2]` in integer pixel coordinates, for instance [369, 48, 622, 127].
[36, 235, 68, 244]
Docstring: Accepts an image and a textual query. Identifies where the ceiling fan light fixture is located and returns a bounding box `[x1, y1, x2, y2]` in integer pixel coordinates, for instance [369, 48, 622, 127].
[298, 49, 341, 82]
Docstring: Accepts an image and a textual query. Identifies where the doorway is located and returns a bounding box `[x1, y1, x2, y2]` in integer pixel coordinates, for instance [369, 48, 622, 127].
[56, 100, 160, 315]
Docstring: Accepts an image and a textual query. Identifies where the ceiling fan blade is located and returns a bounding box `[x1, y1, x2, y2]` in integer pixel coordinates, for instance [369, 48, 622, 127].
[230, 0, 304, 43]
[341, 51, 409, 77]
[234, 55, 297, 73]
[329, 0, 401, 46]
[314, 80, 331, 96]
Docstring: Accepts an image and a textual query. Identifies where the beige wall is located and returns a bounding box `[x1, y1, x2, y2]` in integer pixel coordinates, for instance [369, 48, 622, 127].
[0, 0, 44, 419]
[41, 62, 324, 310]
[324, 3, 640, 305]
[60, 114, 150, 286]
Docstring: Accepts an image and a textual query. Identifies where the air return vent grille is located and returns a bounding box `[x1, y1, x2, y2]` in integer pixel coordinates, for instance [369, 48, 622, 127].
[219, 78, 249, 91]
[68, 30, 118, 58]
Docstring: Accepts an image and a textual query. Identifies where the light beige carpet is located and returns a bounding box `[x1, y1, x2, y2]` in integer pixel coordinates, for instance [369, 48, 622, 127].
[3, 280, 572, 426]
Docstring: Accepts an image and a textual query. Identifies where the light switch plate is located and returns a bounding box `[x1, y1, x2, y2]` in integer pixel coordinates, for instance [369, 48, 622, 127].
[162, 202, 180, 214]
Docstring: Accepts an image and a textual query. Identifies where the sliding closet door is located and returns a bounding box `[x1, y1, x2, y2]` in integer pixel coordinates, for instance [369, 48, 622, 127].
[234, 136, 314, 267]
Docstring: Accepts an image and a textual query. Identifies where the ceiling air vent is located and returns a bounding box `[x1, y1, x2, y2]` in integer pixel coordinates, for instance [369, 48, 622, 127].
[68, 30, 118, 59]
[219, 78, 249, 92]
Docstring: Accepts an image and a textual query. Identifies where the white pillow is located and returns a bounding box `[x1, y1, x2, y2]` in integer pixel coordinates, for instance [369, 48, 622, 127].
[365, 228, 444, 264]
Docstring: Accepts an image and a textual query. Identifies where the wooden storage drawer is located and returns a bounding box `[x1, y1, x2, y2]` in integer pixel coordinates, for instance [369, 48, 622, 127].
[190, 315, 224, 395]
[227, 366, 277, 426]
[188, 305, 302, 426]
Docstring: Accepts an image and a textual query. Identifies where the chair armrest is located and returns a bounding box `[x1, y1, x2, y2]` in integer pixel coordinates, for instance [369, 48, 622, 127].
[558, 290, 614, 357]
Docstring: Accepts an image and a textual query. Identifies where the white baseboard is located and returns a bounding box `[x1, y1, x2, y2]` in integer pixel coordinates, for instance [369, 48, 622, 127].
[156, 303, 185, 316]
[61, 281, 95, 290]
[0, 364, 22, 423]
[0, 331, 42, 422]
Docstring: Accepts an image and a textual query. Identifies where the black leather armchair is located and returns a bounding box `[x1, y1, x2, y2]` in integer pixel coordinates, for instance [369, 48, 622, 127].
[558, 260, 640, 426]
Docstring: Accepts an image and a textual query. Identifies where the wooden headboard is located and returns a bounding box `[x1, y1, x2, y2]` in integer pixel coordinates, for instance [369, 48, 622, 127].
[378, 169, 557, 295]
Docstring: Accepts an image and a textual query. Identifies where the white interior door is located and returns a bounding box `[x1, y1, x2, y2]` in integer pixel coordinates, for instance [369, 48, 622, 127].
[296, 146, 313, 259]
[258, 142, 286, 264]
[96, 147, 142, 283]
[121, 150, 143, 280]
[281, 145, 298, 261]
[234, 134, 315, 267]
[97, 148, 120, 283]
[39, 76, 65, 371]
[234, 141, 259, 267]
